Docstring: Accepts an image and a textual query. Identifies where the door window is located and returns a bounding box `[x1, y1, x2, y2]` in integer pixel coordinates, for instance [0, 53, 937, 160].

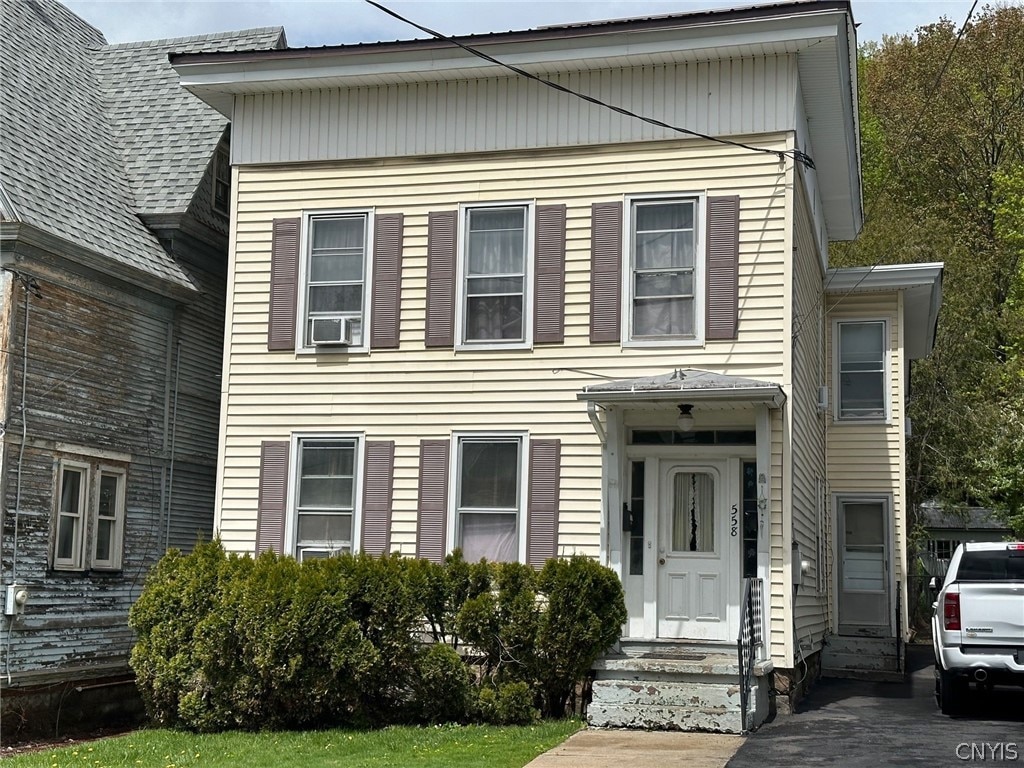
[670, 471, 715, 552]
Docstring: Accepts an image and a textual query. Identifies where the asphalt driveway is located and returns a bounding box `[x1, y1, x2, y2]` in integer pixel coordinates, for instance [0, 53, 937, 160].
[728, 644, 1024, 768]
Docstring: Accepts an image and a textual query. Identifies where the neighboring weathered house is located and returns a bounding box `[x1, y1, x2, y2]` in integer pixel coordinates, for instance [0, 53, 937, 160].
[171, 0, 942, 732]
[0, 0, 283, 738]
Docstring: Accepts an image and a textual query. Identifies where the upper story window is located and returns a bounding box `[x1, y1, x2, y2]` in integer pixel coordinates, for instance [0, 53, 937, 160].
[453, 435, 524, 562]
[458, 204, 531, 347]
[836, 320, 887, 420]
[303, 213, 369, 349]
[293, 437, 360, 561]
[52, 458, 126, 571]
[212, 145, 231, 216]
[627, 197, 702, 343]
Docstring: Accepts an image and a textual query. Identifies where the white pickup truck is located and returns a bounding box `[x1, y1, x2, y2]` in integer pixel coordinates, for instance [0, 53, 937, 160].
[932, 541, 1024, 715]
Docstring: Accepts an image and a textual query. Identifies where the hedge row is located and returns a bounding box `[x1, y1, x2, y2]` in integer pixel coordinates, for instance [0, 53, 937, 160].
[128, 542, 626, 732]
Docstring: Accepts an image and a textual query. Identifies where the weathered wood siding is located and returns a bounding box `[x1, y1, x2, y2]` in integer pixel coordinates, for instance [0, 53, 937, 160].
[220, 137, 794, 663]
[0, 248, 224, 685]
[231, 56, 799, 166]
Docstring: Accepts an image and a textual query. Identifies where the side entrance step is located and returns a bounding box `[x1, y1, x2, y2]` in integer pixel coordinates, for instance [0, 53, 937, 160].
[588, 641, 771, 734]
[821, 634, 905, 681]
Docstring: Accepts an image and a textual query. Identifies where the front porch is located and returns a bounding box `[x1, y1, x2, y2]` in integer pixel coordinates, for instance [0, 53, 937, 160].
[578, 369, 783, 733]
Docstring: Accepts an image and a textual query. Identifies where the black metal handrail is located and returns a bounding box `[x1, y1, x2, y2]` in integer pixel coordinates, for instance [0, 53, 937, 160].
[737, 576, 764, 731]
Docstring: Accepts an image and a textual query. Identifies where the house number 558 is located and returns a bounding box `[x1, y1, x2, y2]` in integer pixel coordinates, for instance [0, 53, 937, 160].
[731, 505, 739, 537]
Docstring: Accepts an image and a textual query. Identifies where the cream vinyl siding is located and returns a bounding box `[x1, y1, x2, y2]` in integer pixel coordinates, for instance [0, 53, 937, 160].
[219, 137, 792, 560]
[825, 291, 907, 634]
[790, 182, 828, 655]
[230, 57, 798, 166]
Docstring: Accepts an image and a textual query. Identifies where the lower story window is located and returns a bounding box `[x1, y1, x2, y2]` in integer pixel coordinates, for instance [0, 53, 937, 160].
[52, 459, 127, 571]
[295, 437, 357, 560]
[455, 436, 522, 563]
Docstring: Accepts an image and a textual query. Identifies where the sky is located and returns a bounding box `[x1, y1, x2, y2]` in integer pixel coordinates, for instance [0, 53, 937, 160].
[63, 0, 994, 49]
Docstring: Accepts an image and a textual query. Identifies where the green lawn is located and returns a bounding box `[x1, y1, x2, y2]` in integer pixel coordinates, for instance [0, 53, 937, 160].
[8, 721, 582, 768]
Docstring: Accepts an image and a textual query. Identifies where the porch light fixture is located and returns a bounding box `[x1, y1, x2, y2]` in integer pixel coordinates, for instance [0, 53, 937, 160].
[676, 404, 695, 432]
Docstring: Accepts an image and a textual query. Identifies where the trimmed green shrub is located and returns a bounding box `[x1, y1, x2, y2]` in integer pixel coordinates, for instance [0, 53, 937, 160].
[414, 643, 472, 723]
[130, 543, 624, 731]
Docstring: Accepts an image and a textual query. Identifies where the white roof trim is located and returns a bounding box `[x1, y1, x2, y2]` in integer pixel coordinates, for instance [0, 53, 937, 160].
[826, 262, 944, 359]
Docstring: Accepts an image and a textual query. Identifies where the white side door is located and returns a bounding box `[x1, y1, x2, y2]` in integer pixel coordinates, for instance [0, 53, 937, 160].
[656, 459, 739, 640]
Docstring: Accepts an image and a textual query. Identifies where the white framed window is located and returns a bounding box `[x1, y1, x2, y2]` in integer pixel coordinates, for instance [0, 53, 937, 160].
[456, 203, 533, 348]
[834, 319, 888, 421]
[92, 468, 126, 570]
[52, 459, 127, 571]
[54, 461, 89, 570]
[450, 433, 526, 563]
[299, 211, 372, 351]
[625, 195, 705, 345]
[290, 436, 362, 561]
[212, 144, 231, 217]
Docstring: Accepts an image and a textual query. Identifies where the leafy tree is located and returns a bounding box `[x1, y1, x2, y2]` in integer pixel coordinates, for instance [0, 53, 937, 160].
[832, 6, 1024, 535]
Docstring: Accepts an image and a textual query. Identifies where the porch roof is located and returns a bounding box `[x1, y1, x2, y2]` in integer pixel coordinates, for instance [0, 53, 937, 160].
[576, 368, 786, 408]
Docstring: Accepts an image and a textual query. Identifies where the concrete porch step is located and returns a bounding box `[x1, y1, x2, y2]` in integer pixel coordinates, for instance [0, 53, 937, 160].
[589, 640, 773, 733]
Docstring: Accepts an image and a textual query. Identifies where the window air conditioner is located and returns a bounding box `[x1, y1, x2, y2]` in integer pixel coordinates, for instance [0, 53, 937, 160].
[310, 316, 353, 346]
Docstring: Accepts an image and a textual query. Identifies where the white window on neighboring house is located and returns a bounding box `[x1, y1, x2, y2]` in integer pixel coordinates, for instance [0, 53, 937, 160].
[92, 469, 126, 569]
[302, 213, 370, 349]
[458, 204, 532, 347]
[52, 459, 127, 571]
[453, 435, 524, 563]
[294, 437, 360, 561]
[627, 197, 702, 342]
[835, 320, 888, 420]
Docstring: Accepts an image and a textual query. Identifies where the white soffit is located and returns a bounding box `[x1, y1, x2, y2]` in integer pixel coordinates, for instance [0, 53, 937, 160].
[826, 263, 944, 359]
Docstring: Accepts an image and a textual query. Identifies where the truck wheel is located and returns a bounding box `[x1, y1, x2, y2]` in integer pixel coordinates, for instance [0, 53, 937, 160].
[936, 667, 965, 715]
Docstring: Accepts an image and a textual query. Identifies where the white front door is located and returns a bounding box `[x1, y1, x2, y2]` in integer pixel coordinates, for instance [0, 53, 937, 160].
[656, 459, 739, 641]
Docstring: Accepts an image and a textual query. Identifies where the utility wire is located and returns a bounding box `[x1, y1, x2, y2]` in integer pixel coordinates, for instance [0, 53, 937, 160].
[792, 0, 979, 344]
[364, 0, 815, 169]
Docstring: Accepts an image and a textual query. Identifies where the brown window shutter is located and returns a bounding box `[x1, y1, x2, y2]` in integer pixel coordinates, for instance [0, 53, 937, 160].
[256, 440, 290, 555]
[534, 204, 567, 344]
[371, 214, 404, 349]
[589, 202, 622, 343]
[268, 218, 300, 351]
[361, 440, 395, 555]
[416, 439, 450, 562]
[526, 438, 561, 569]
[425, 211, 457, 347]
[706, 195, 740, 341]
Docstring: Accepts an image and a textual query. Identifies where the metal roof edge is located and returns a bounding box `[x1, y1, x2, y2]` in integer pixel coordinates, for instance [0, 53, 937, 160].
[824, 262, 944, 292]
[577, 385, 787, 409]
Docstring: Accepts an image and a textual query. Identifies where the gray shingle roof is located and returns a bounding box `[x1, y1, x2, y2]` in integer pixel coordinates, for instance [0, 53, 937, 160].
[582, 368, 781, 394]
[920, 504, 1011, 532]
[0, 0, 282, 291]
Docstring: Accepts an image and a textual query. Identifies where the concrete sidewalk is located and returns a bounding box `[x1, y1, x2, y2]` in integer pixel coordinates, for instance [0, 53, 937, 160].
[525, 729, 743, 768]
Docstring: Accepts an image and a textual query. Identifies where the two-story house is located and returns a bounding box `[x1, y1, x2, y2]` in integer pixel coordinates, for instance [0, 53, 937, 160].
[171, 0, 942, 732]
[0, 0, 283, 740]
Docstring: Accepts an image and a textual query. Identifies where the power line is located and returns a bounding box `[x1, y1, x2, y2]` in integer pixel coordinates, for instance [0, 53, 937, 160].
[363, 0, 815, 169]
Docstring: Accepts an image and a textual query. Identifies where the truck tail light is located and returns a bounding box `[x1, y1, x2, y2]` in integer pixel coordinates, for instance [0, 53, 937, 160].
[1009, 544, 1024, 551]
[944, 592, 961, 631]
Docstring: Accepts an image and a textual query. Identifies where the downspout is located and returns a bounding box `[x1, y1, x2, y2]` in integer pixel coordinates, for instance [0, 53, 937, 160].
[164, 340, 182, 550]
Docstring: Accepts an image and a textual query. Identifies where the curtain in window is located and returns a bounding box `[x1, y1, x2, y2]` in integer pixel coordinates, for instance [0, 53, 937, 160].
[633, 202, 695, 337]
[308, 216, 366, 344]
[671, 471, 715, 552]
[460, 512, 518, 562]
[466, 208, 525, 340]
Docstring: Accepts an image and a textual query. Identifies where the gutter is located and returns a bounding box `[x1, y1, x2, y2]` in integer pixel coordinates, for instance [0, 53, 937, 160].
[577, 386, 786, 409]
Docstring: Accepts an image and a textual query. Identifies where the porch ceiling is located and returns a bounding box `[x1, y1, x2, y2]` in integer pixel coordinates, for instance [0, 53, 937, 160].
[576, 368, 786, 408]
